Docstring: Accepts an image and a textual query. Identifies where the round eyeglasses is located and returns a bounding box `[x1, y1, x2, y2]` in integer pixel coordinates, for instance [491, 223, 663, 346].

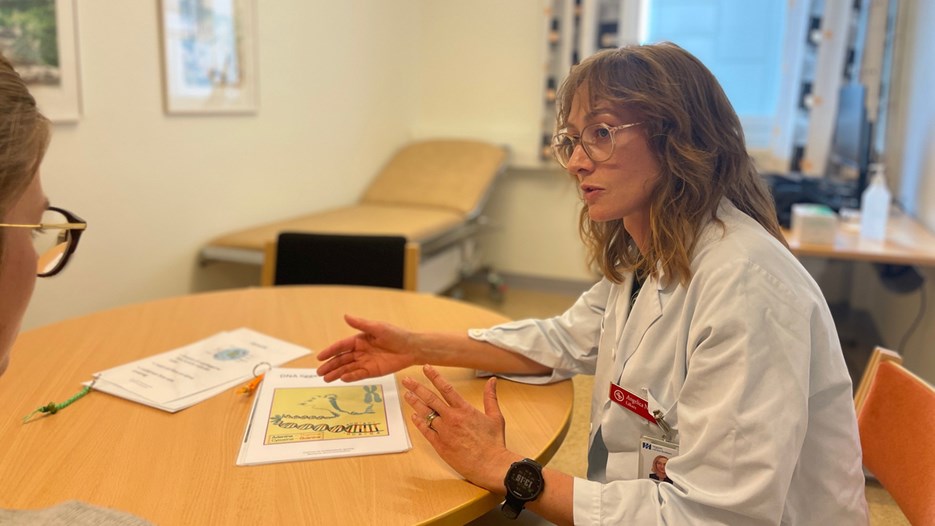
[0, 206, 87, 277]
[551, 122, 643, 168]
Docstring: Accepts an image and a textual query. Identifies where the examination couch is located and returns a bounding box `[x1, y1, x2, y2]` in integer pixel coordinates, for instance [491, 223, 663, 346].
[200, 139, 509, 293]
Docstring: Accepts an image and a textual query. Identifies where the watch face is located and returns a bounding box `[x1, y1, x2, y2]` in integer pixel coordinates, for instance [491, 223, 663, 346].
[506, 462, 543, 500]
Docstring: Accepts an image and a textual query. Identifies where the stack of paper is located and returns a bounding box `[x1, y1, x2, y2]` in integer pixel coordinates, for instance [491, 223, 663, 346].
[91, 328, 311, 412]
[237, 369, 411, 466]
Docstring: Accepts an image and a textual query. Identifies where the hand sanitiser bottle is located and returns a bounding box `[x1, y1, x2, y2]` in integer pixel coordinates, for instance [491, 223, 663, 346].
[859, 163, 891, 241]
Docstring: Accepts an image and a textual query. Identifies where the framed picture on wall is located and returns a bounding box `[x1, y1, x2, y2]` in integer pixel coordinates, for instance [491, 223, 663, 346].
[0, 0, 82, 123]
[159, 0, 258, 114]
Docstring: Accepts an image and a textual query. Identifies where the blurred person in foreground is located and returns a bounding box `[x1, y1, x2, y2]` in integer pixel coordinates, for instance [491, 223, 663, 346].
[0, 53, 151, 526]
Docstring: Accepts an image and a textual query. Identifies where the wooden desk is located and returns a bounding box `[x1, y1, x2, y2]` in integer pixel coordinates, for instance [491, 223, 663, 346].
[782, 210, 935, 266]
[0, 286, 573, 525]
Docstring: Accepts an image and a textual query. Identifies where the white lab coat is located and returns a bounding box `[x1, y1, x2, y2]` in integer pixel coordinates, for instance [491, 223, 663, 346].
[470, 201, 868, 525]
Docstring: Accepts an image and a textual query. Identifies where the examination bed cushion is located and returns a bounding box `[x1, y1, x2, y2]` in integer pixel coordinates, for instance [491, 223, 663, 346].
[207, 203, 465, 252]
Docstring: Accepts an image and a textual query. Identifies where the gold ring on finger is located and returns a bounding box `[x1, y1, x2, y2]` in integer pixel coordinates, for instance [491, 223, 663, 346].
[426, 410, 440, 430]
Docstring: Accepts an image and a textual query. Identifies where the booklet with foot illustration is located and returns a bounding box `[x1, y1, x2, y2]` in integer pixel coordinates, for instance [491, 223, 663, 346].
[236, 368, 411, 466]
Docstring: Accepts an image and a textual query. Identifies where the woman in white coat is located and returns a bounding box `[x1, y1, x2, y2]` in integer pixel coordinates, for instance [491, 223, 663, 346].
[317, 42, 868, 525]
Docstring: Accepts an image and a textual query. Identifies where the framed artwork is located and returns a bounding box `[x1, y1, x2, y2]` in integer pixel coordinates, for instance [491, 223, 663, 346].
[159, 0, 258, 114]
[0, 0, 82, 123]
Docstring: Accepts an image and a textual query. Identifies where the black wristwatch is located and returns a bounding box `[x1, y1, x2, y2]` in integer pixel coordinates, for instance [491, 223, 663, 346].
[501, 458, 545, 519]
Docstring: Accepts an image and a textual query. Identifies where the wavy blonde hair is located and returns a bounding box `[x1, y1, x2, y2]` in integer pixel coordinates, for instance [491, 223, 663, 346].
[556, 43, 785, 285]
[0, 53, 51, 258]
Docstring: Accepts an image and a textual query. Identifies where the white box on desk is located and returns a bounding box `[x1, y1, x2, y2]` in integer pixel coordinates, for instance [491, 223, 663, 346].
[791, 204, 837, 245]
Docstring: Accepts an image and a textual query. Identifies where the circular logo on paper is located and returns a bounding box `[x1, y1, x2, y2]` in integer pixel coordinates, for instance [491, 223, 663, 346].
[214, 347, 249, 361]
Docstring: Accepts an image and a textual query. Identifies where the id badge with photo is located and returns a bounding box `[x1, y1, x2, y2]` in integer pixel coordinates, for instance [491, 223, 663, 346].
[607, 382, 680, 483]
[638, 435, 679, 483]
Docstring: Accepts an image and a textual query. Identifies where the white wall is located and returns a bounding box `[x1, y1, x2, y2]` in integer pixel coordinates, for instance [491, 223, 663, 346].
[414, 1, 548, 167]
[412, 0, 593, 282]
[482, 167, 592, 282]
[24, 1, 421, 329]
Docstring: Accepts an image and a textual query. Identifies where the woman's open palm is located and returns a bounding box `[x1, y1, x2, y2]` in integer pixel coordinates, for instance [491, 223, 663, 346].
[316, 315, 418, 382]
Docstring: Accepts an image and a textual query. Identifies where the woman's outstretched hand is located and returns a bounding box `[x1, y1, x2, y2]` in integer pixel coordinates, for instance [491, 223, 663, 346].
[402, 364, 519, 493]
[316, 314, 419, 382]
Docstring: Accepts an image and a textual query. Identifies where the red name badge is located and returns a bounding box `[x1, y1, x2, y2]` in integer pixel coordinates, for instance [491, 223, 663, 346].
[609, 383, 657, 425]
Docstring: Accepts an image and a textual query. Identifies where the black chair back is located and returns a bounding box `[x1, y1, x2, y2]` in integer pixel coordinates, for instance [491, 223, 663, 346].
[273, 233, 408, 289]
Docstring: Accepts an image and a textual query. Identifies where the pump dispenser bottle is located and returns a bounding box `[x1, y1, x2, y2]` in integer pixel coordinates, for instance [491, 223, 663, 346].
[859, 163, 891, 241]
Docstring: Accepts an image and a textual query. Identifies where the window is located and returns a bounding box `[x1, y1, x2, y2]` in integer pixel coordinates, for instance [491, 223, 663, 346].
[638, 0, 787, 151]
[543, 0, 894, 176]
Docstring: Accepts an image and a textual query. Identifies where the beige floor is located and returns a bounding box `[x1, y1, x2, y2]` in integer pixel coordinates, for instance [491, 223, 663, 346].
[456, 282, 908, 525]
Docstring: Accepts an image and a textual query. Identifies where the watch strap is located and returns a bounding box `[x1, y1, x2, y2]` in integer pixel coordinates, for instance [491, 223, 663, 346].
[501, 494, 523, 519]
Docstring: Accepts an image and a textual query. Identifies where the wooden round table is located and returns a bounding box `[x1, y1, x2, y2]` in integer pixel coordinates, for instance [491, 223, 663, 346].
[0, 286, 573, 525]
